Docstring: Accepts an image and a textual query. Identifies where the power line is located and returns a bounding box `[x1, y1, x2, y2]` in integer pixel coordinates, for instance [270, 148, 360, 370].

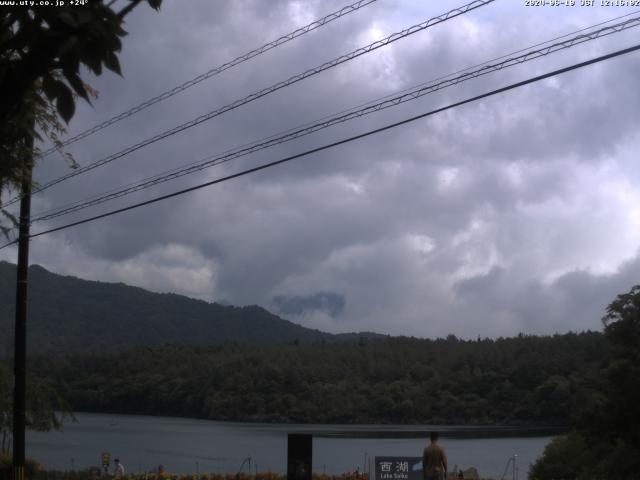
[29, 14, 640, 224]
[0, 42, 634, 250]
[6, 0, 494, 207]
[37, 0, 379, 158]
[345, 9, 640, 115]
[31, 8, 640, 227]
[21, 7, 640, 222]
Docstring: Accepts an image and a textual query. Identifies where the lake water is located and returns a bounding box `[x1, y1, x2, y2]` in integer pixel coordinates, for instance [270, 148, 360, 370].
[26, 413, 558, 479]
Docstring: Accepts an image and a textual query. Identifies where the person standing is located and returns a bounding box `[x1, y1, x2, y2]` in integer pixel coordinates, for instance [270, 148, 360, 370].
[113, 458, 125, 478]
[423, 432, 447, 480]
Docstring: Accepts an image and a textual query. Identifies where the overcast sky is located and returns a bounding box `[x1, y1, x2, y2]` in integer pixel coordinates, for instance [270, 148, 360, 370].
[3, 0, 640, 338]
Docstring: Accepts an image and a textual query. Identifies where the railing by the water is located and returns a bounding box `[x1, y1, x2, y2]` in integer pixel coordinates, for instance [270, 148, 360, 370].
[498, 455, 518, 480]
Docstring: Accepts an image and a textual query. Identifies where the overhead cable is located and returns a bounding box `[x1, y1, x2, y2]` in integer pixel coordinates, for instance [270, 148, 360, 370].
[0, 41, 634, 250]
[30, 15, 640, 223]
[7, 0, 494, 207]
[37, 0, 379, 158]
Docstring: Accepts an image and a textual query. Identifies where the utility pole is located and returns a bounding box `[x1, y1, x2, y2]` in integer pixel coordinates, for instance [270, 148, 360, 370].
[12, 134, 33, 480]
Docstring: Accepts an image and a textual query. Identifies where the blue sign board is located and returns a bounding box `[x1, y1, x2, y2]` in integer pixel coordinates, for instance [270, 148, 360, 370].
[374, 456, 422, 480]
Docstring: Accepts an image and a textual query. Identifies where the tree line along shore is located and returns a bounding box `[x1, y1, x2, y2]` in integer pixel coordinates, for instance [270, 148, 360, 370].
[17, 331, 605, 426]
[1, 286, 639, 479]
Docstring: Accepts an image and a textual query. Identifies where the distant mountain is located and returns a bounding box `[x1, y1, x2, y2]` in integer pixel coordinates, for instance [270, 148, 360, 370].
[0, 261, 381, 355]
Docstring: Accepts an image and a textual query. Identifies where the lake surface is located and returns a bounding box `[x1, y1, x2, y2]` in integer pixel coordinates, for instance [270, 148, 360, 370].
[26, 413, 558, 479]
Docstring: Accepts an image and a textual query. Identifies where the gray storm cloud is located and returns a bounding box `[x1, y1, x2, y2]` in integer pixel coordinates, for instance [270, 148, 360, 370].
[3, 0, 640, 338]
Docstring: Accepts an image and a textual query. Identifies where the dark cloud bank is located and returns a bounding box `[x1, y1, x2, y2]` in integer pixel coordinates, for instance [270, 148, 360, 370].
[3, 0, 640, 338]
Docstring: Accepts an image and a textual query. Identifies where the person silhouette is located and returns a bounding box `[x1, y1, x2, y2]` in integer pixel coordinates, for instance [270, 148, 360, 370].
[422, 432, 447, 480]
[113, 459, 125, 478]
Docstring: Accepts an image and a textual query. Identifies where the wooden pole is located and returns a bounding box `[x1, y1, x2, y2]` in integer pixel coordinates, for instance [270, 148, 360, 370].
[12, 136, 33, 480]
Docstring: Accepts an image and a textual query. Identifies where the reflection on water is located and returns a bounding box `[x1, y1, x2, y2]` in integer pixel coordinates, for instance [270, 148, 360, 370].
[26, 413, 557, 479]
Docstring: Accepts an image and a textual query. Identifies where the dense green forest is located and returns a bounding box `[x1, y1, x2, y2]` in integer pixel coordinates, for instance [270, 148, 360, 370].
[529, 285, 640, 480]
[28, 332, 606, 426]
[2, 259, 638, 478]
[0, 262, 380, 356]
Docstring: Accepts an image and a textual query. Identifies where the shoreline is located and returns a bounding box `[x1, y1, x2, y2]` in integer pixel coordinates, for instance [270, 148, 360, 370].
[65, 411, 567, 439]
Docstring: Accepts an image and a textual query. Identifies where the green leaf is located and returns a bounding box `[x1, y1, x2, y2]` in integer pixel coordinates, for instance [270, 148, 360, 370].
[64, 71, 90, 102]
[68, 58, 81, 74]
[42, 74, 57, 101]
[1, 209, 18, 228]
[84, 51, 103, 75]
[76, 9, 94, 26]
[57, 11, 78, 28]
[55, 84, 75, 123]
[57, 36, 79, 57]
[103, 51, 121, 76]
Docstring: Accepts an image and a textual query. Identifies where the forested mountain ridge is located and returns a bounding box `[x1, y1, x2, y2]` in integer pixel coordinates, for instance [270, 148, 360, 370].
[30, 331, 607, 426]
[0, 261, 380, 355]
[0, 261, 611, 426]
